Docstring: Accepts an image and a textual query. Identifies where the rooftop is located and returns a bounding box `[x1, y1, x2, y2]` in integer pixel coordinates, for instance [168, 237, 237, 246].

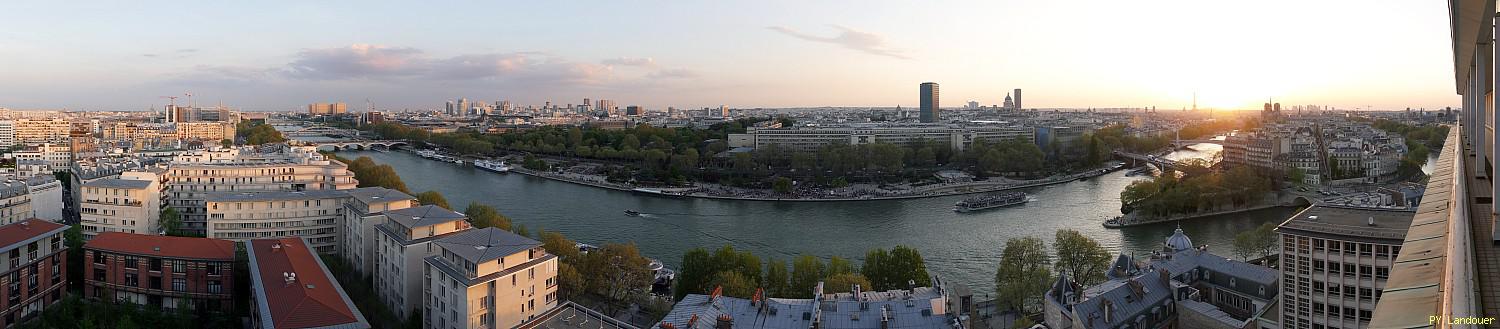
[381, 205, 468, 229]
[432, 227, 542, 264]
[657, 286, 953, 329]
[0, 219, 66, 251]
[84, 232, 236, 260]
[1274, 205, 1415, 242]
[344, 187, 415, 204]
[80, 178, 153, 190]
[203, 189, 350, 203]
[517, 302, 639, 329]
[246, 237, 368, 329]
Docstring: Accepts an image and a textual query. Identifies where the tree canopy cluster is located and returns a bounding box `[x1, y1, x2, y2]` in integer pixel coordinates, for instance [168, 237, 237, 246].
[1231, 223, 1279, 261]
[463, 202, 513, 230]
[537, 230, 655, 307]
[673, 245, 931, 301]
[993, 229, 1112, 313]
[236, 121, 286, 145]
[1119, 166, 1270, 218]
[329, 154, 412, 193]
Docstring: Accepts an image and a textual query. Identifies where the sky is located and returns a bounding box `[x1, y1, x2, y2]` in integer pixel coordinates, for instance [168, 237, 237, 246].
[0, 1, 1459, 111]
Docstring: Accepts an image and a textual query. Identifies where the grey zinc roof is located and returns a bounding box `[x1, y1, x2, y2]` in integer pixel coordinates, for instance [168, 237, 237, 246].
[345, 187, 415, 203]
[432, 227, 541, 263]
[1071, 271, 1176, 329]
[656, 288, 952, 329]
[202, 189, 351, 202]
[1149, 249, 1278, 286]
[382, 205, 468, 228]
[81, 178, 153, 190]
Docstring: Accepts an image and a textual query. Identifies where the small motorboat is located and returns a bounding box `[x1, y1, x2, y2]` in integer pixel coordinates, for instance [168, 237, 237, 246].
[624, 210, 641, 217]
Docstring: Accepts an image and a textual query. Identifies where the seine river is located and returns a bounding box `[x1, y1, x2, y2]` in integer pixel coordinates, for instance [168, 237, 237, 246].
[339, 146, 1297, 298]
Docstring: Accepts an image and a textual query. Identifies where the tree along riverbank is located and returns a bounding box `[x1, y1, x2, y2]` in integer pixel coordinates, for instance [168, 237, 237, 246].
[503, 159, 1125, 202]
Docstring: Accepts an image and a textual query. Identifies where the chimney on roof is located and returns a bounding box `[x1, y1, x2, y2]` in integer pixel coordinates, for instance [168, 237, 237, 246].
[660, 324, 677, 329]
[715, 314, 733, 329]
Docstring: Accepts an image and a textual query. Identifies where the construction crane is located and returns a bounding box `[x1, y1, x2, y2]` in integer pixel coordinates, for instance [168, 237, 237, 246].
[159, 95, 178, 107]
[183, 92, 193, 108]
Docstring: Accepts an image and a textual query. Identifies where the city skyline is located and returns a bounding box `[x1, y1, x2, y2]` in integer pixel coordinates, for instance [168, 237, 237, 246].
[1, 1, 1456, 111]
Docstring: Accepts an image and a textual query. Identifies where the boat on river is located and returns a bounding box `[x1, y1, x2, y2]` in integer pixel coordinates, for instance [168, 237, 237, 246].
[624, 210, 641, 217]
[473, 160, 510, 173]
[953, 192, 1029, 212]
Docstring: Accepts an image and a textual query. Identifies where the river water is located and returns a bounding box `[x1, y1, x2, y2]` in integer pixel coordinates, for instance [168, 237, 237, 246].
[339, 148, 1300, 298]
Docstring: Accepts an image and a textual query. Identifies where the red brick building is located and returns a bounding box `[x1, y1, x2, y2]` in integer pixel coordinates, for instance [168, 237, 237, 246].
[247, 237, 368, 329]
[83, 232, 236, 312]
[0, 219, 69, 328]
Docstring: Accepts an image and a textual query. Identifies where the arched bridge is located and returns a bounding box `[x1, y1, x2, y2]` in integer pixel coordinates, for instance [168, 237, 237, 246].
[1171, 139, 1224, 148]
[307, 140, 410, 151]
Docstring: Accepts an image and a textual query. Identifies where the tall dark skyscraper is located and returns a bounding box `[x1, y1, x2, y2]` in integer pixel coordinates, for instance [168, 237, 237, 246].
[919, 82, 940, 123]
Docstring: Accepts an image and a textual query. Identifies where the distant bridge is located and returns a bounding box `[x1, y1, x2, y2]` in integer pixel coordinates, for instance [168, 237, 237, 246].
[1171, 139, 1224, 148]
[304, 140, 411, 151]
[1113, 150, 1208, 172]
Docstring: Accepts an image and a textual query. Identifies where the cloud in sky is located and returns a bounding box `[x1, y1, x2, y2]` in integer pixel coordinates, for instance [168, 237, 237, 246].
[601, 57, 657, 68]
[767, 25, 909, 59]
[142, 48, 201, 59]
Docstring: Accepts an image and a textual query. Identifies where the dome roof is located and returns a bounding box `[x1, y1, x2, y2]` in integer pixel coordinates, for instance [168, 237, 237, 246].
[1165, 226, 1193, 251]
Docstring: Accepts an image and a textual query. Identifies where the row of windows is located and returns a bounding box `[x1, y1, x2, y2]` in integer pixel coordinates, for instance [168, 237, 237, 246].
[91, 253, 224, 275]
[94, 269, 221, 294]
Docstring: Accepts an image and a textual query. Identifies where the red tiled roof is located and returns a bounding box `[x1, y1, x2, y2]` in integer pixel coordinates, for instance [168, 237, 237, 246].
[83, 232, 235, 260]
[248, 238, 363, 329]
[0, 219, 66, 249]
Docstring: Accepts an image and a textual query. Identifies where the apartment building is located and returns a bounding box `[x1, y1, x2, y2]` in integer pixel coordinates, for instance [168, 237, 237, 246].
[203, 190, 350, 254]
[374, 205, 473, 317]
[0, 219, 68, 328]
[423, 228, 558, 329]
[8, 144, 70, 170]
[78, 177, 160, 240]
[10, 119, 69, 145]
[172, 122, 235, 142]
[246, 237, 369, 329]
[0, 182, 32, 229]
[82, 233, 236, 312]
[164, 146, 357, 236]
[338, 187, 417, 276]
[22, 177, 60, 222]
[1275, 206, 1412, 328]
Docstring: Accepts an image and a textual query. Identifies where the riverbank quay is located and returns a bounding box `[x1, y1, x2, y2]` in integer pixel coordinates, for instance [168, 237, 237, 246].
[506, 162, 1129, 202]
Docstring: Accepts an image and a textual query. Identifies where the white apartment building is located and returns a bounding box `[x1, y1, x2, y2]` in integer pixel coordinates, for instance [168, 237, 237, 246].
[164, 146, 357, 236]
[1275, 206, 1412, 328]
[729, 124, 1035, 152]
[203, 189, 351, 254]
[0, 181, 33, 228]
[12, 119, 70, 145]
[171, 122, 235, 142]
[374, 205, 473, 317]
[423, 228, 558, 329]
[25, 176, 62, 222]
[78, 177, 161, 240]
[0, 120, 14, 148]
[8, 143, 71, 170]
[339, 187, 417, 276]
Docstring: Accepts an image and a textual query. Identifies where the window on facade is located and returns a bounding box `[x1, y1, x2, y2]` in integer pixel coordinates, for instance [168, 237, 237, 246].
[93, 269, 105, 281]
[125, 257, 137, 269]
[208, 280, 222, 294]
[172, 260, 186, 273]
[92, 251, 103, 264]
[149, 258, 162, 271]
[206, 263, 220, 275]
[124, 273, 138, 287]
[171, 278, 186, 291]
[150, 276, 162, 290]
